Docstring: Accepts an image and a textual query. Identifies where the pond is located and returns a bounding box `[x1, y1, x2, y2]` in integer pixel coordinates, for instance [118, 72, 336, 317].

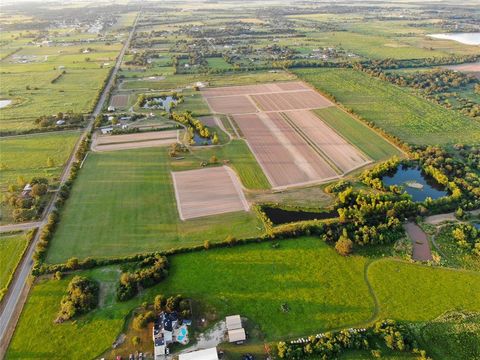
[473, 223, 480, 231]
[428, 32, 480, 45]
[262, 206, 338, 225]
[382, 166, 448, 202]
[0, 99, 12, 109]
[142, 96, 177, 112]
[192, 133, 212, 146]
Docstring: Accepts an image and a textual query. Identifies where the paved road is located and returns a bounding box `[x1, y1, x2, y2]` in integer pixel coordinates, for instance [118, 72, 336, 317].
[0, 13, 140, 357]
[0, 222, 41, 233]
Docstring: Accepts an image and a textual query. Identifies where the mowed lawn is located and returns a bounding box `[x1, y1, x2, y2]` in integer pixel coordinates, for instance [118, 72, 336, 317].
[0, 131, 79, 189]
[0, 232, 28, 301]
[295, 68, 480, 146]
[8, 238, 480, 359]
[314, 107, 402, 161]
[46, 147, 264, 263]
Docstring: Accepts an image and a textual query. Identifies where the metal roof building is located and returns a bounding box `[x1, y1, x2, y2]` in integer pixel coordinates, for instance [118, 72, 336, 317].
[179, 347, 219, 360]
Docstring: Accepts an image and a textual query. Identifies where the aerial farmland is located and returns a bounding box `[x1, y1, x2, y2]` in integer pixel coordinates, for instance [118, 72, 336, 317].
[1, 1, 480, 360]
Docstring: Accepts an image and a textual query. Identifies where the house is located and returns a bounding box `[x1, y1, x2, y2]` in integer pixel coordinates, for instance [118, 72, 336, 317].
[153, 311, 189, 359]
[21, 183, 32, 197]
[179, 347, 219, 360]
[56, 120, 66, 126]
[100, 127, 113, 134]
[226, 315, 246, 344]
[107, 106, 115, 112]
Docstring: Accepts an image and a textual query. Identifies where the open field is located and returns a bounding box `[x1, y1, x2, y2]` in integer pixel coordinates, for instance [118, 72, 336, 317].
[0, 131, 80, 190]
[295, 68, 480, 145]
[8, 238, 480, 358]
[109, 94, 130, 108]
[0, 232, 28, 301]
[251, 90, 332, 112]
[172, 166, 249, 220]
[45, 148, 263, 263]
[202, 81, 383, 188]
[313, 107, 402, 161]
[93, 130, 178, 152]
[0, 43, 121, 132]
[284, 110, 370, 173]
[233, 112, 339, 188]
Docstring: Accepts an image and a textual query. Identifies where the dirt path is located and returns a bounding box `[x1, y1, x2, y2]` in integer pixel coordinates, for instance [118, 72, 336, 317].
[425, 209, 480, 225]
[404, 222, 433, 261]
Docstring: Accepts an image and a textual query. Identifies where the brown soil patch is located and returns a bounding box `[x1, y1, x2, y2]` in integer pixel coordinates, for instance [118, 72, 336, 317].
[251, 90, 332, 111]
[233, 113, 338, 188]
[94, 130, 178, 152]
[110, 94, 129, 108]
[206, 95, 258, 114]
[171, 166, 249, 220]
[285, 110, 370, 172]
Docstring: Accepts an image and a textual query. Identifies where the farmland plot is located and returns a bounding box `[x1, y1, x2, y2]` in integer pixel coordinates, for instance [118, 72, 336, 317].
[202, 81, 383, 188]
[172, 166, 249, 220]
[93, 130, 178, 152]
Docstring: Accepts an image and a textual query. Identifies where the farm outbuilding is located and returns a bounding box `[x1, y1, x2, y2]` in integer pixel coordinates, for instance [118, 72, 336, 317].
[179, 347, 219, 360]
[228, 328, 246, 343]
[226, 315, 242, 330]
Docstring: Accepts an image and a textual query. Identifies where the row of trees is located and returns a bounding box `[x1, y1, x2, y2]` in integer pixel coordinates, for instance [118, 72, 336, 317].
[117, 255, 169, 301]
[277, 319, 430, 359]
[451, 223, 480, 256]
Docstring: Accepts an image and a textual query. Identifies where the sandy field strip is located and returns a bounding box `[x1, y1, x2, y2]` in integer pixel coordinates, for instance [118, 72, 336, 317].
[201, 81, 307, 97]
[444, 62, 480, 72]
[233, 113, 338, 188]
[284, 110, 370, 173]
[94, 130, 178, 152]
[96, 130, 178, 145]
[205, 95, 258, 114]
[95, 138, 176, 152]
[171, 166, 249, 220]
[251, 90, 333, 111]
[110, 94, 129, 107]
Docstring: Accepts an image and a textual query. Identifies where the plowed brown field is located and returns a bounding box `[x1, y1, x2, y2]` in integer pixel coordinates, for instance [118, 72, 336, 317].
[172, 166, 249, 220]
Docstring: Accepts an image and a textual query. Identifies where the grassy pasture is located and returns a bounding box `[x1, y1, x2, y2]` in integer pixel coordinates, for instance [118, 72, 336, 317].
[0, 131, 79, 190]
[295, 68, 480, 146]
[0, 232, 28, 301]
[9, 238, 480, 358]
[45, 147, 264, 263]
[368, 259, 480, 321]
[0, 43, 120, 131]
[313, 107, 402, 161]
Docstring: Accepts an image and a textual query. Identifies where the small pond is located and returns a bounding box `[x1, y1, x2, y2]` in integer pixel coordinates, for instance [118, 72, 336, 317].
[0, 99, 12, 109]
[262, 206, 338, 225]
[142, 96, 177, 112]
[428, 33, 480, 45]
[192, 133, 212, 145]
[382, 166, 448, 202]
[473, 223, 480, 231]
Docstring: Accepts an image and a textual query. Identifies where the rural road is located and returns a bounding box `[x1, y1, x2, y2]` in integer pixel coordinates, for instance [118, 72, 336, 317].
[0, 13, 140, 357]
[0, 221, 41, 233]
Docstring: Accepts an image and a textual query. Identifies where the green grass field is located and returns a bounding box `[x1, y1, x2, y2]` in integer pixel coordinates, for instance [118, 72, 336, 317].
[0, 43, 120, 131]
[45, 147, 264, 263]
[314, 107, 402, 161]
[0, 232, 28, 301]
[295, 68, 480, 146]
[0, 131, 79, 190]
[9, 238, 480, 358]
[414, 311, 480, 360]
[368, 259, 480, 321]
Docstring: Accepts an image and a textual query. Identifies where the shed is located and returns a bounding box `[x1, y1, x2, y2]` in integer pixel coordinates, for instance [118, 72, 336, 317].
[228, 328, 246, 343]
[226, 315, 242, 330]
[179, 347, 218, 360]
